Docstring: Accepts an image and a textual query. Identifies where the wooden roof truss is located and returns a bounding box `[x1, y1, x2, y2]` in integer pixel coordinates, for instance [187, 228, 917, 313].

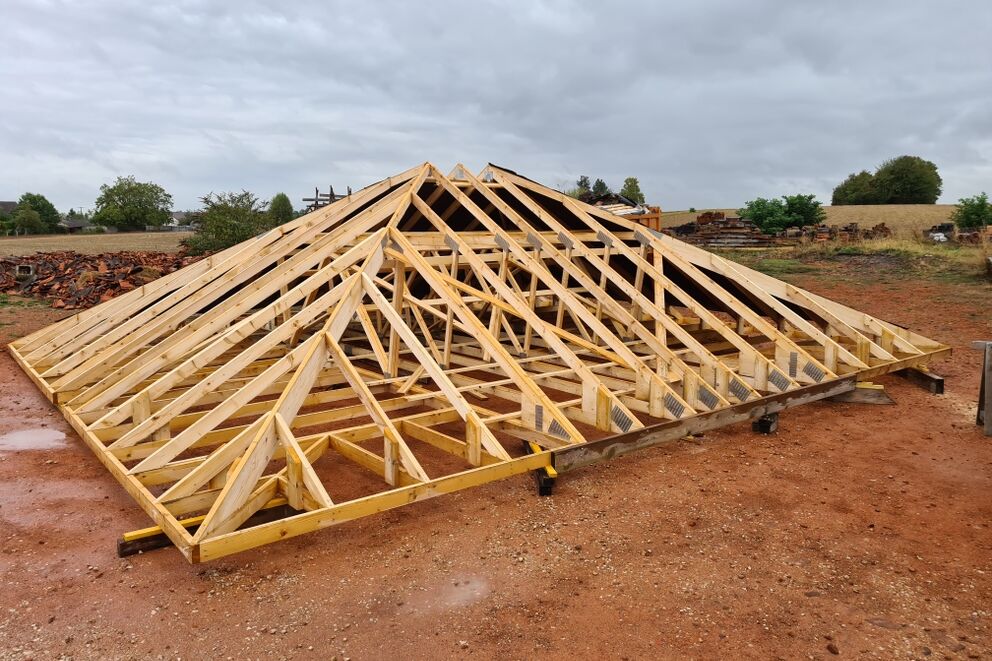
[9, 163, 948, 562]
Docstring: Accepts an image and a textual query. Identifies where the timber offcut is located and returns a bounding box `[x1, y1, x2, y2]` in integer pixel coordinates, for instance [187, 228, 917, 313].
[9, 163, 949, 562]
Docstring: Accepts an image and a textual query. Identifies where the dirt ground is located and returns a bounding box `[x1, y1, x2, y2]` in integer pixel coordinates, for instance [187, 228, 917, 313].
[0, 255, 989, 660]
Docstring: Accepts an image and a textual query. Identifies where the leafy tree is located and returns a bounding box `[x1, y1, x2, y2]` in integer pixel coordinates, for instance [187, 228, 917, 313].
[831, 170, 876, 205]
[566, 175, 592, 199]
[591, 178, 611, 197]
[183, 190, 268, 255]
[92, 176, 173, 231]
[16, 193, 60, 232]
[268, 192, 295, 227]
[739, 194, 825, 233]
[739, 198, 791, 233]
[871, 155, 941, 204]
[950, 192, 992, 230]
[13, 207, 45, 234]
[619, 177, 645, 204]
[832, 156, 941, 206]
[782, 194, 826, 227]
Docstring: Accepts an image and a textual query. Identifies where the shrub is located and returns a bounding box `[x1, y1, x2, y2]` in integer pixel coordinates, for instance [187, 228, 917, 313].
[950, 192, 992, 230]
[183, 191, 268, 255]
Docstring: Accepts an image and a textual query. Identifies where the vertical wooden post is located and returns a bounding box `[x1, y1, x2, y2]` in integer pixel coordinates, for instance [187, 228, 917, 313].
[555, 245, 572, 328]
[523, 245, 541, 353]
[979, 341, 992, 436]
[134, 391, 169, 442]
[487, 247, 509, 354]
[443, 247, 458, 369]
[629, 242, 647, 335]
[594, 240, 611, 321]
[653, 247, 666, 372]
[465, 416, 482, 467]
[388, 264, 405, 377]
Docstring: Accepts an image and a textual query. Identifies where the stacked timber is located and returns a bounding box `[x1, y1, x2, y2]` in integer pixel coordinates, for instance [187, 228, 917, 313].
[800, 222, 892, 242]
[669, 212, 776, 248]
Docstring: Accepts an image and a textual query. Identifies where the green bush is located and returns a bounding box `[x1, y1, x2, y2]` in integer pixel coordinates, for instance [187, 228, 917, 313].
[738, 194, 825, 233]
[268, 192, 295, 226]
[950, 192, 992, 230]
[183, 191, 269, 255]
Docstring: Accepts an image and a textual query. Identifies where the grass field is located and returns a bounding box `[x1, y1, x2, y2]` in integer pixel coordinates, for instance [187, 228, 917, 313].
[714, 237, 989, 284]
[659, 204, 955, 237]
[0, 232, 193, 256]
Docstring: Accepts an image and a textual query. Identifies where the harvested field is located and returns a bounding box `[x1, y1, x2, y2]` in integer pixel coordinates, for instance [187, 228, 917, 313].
[0, 232, 192, 256]
[0, 250, 989, 659]
[659, 205, 955, 237]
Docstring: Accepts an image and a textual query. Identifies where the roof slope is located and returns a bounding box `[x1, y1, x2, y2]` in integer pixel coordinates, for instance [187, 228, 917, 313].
[10, 163, 947, 561]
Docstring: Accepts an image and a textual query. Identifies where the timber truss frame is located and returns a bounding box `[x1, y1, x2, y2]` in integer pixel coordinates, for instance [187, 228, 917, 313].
[9, 163, 949, 562]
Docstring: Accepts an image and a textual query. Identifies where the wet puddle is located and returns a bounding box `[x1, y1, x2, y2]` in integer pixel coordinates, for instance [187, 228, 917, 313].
[0, 428, 67, 452]
[406, 575, 491, 614]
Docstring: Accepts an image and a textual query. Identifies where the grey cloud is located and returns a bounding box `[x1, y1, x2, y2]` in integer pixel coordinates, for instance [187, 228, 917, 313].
[1, 0, 989, 212]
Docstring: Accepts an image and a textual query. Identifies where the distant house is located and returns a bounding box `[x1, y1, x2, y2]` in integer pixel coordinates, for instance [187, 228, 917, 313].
[153, 211, 195, 232]
[62, 215, 93, 234]
[0, 201, 17, 216]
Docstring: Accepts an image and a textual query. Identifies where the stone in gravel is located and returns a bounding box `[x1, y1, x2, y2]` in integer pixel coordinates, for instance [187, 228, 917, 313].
[826, 641, 839, 655]
[866, 617, 901, 630]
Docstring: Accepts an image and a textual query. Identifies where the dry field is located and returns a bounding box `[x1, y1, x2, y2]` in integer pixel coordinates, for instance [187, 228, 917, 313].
[0, 232, 192, 256]
[659, 204, 955, 237]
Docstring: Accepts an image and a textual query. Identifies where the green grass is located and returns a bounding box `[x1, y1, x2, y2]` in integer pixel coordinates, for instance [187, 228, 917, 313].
[715, 238, 989, 286]
[0, 293, 48, 308]
[750, 258, 818, 276]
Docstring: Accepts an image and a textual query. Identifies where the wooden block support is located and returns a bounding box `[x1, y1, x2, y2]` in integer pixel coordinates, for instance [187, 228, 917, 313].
[828, 382, 895, 405]
[896, 367, 944, 395]
[752, 413, 779, 434]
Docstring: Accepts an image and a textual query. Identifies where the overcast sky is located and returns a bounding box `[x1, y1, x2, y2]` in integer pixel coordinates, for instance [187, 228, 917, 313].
[2, 1, 990, 212]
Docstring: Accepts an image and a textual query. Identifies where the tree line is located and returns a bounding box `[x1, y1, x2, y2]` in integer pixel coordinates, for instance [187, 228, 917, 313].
[4, 157, 987, 249]
[566, 175, 646, 204]
[739, 155, 988, 232]
[832, 155, 942, 205]
[0, 175, 302, 252]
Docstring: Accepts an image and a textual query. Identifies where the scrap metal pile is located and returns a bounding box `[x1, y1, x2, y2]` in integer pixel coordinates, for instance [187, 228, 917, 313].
[0, 251, 201, 309]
